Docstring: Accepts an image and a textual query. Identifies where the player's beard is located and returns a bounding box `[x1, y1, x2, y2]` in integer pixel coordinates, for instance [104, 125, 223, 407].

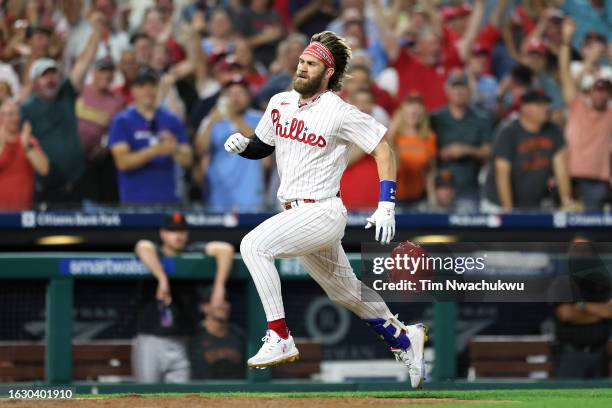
[293, 69, 326, 97]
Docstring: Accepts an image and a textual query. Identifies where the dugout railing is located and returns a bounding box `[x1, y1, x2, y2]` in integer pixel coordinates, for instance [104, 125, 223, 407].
[0, 252, 457, 385]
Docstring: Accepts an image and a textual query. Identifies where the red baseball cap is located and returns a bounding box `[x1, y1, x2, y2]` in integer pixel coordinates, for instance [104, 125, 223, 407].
[459, 3, 473, 16]
[442, 6, 461, 21]
[526, 39, 548, 55]
[213, 55, 242, 72]
[222, 74, 250, 92]
[443, 4, 472, 21]
[471, 43, 490, 55]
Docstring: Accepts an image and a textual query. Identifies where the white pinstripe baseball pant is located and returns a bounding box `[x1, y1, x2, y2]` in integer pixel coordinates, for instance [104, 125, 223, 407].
[240, 197, 394, 321]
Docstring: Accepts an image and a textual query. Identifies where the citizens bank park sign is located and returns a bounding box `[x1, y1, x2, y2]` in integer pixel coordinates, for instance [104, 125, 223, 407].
[17, 211, 238, 228]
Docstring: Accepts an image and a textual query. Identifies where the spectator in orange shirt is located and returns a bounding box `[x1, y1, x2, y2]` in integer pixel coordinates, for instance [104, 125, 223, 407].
[0, 100, 49, 210]
[560, 19, 611, 211]
[389, 94, 437, 208]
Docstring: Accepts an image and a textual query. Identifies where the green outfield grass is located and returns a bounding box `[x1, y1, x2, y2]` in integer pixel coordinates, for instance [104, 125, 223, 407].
[78, 388, 612, 408]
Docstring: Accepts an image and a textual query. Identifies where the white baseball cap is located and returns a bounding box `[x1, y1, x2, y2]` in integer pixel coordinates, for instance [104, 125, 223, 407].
[29, 58, 58, 81]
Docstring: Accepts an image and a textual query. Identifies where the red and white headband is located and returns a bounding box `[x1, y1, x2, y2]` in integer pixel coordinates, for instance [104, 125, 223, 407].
[302, 41, 335, 69]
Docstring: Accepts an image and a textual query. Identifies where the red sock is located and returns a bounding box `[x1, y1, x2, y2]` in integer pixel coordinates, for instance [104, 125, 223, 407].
[268, 318, 289, 339]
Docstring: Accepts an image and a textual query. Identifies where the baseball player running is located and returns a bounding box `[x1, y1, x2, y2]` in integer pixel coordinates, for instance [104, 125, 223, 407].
[224, 31, 427, 388]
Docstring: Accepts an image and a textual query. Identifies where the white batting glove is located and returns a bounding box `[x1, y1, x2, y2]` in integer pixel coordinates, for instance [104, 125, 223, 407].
[224, 132, 250, 154]
[365, 202, 396, 245]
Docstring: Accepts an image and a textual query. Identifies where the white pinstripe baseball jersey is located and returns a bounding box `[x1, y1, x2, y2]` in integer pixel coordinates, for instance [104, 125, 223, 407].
[255, 90, 387, 203]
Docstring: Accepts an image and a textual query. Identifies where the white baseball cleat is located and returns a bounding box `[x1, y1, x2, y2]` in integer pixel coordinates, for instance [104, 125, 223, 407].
[247, 329, 300, 369]
[391, 323, 428, 388]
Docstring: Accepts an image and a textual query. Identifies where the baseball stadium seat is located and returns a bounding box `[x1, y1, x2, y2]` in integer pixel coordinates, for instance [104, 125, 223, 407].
[0, 340, 322, 381]
[272, 340, 322, 379]
[468, 335, 554, 379]
[469, 336, 612, 379]
[0, 340, 131, 381]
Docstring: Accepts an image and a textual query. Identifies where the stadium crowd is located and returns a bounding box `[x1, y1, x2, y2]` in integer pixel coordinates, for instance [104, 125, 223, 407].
[0, 0, 610, 213]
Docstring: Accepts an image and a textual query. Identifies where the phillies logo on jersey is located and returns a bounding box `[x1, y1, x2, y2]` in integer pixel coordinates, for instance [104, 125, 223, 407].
[271, 109, 327, 148]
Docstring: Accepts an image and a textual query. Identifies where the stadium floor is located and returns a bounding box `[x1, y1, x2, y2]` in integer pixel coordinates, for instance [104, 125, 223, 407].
[2, 389, 611, 407]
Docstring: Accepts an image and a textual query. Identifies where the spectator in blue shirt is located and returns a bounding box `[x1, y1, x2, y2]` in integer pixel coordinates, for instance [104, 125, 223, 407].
[522, 39, 565, 124]
[109, 67, 193, 205]
[466, 44, 499, 115]
[195, 77, 264, 212]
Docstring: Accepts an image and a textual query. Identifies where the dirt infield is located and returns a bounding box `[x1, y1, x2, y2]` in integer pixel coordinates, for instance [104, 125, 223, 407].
[1, 395, 510, 407]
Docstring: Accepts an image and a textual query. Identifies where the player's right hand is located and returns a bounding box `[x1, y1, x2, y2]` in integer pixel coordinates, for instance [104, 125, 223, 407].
[224, 132, 250, 154]
[365, 202, 396, 245]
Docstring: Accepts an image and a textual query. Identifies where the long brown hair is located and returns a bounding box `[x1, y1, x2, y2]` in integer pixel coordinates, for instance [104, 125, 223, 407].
[390, 94, 431, 139]
[310, 31, 352, 92]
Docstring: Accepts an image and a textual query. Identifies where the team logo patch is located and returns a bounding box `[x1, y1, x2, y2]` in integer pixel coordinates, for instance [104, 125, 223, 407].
[271, 109, 327, 148]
